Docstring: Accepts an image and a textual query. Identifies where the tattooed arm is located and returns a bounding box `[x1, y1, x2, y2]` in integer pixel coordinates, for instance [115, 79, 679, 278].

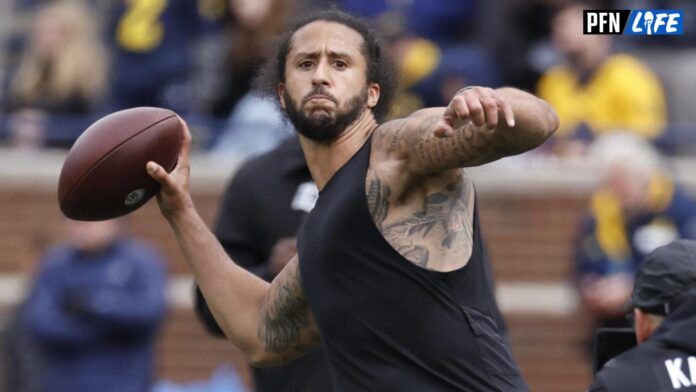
[256, 256, 321, 365]
[164, 208, 319, 367]
[374, 87, 559, 175]
[147, 122, 318, 367]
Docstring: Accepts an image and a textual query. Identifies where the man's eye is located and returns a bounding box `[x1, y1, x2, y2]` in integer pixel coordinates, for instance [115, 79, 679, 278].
[299, 61, 313, 69]
[334, 61, 347, 69]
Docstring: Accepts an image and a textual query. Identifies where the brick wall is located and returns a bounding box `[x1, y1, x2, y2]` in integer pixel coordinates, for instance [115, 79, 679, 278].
[482, 193, 593, 392]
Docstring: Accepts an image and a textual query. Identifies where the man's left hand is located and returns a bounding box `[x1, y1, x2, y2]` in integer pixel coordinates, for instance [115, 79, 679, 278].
[434, 86, 516, 138]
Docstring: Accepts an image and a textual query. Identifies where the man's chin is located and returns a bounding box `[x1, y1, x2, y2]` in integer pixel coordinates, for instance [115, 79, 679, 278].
[295, 116, 344, 141]
[306, 108, 334, 120]
[296, 124, 343, 142]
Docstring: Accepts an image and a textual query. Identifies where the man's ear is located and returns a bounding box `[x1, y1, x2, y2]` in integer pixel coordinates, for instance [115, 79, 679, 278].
[634, 308, 659, 344]
[277, 83, 286, 110]
[367, 82, 380, 109]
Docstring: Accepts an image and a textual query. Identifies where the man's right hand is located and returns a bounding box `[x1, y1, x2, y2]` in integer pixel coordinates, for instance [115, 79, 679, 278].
[146, 117, 195, 220]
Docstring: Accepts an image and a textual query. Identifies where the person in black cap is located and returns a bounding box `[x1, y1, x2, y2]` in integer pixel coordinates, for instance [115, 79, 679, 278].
[588, 239, 696, 392]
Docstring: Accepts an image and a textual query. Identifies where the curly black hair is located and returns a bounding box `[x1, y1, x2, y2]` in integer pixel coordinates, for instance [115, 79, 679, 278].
[254, 9, 398, 122]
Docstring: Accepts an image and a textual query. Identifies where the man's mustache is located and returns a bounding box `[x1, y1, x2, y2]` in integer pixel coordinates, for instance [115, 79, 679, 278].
[302, 88, 338, 104]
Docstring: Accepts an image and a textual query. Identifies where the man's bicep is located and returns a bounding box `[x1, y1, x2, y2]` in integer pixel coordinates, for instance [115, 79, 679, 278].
[256, 256, 320, 365]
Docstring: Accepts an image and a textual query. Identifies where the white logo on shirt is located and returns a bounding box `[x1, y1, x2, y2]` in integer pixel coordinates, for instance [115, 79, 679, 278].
[291, 182, 318, 213]
[664, 356, 696, 389]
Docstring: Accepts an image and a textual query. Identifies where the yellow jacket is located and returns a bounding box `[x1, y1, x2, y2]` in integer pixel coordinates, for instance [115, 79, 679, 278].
[537, 54, 666, 139]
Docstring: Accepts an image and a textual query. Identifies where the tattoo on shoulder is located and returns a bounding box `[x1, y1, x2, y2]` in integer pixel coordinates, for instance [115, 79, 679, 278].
[258, 264, 310, 353]
[382, 177, 475, 270]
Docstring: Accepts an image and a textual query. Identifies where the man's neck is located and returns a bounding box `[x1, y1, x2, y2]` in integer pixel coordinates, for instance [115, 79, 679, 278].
[299, 110, 378, 190]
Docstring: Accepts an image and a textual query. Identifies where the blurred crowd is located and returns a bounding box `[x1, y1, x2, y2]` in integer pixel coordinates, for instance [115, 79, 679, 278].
[0, 0, 694, 155]
[1, 0, 696, 390]
[1, 218, 168, 392]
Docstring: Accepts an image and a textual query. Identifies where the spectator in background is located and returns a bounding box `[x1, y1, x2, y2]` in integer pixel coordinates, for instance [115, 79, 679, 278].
[210, 91, 291, 159]
[389, 37, 501, 118]
[492, 0, 558, 93]
[335, 0, 479, 46]
[537, 1, 667, 156]
[576, 134, 696, 351]
[206, 0, 299, 117]
[334, 0, 500, 118]
[106, 0, 227, 114]
[4, 0, 107, 114]
[2, 0, 108, 148]
[22, 218, 167, 392]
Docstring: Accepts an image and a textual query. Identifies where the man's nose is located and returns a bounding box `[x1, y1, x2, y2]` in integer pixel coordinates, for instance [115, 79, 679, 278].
[311, 60, 331, 87]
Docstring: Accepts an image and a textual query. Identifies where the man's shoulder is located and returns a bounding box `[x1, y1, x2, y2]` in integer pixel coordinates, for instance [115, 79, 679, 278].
[602, 54, 654, 75]
[593, 341, 678, 392]
[592, 349, 645, 391]
[232, 138, 304, 181]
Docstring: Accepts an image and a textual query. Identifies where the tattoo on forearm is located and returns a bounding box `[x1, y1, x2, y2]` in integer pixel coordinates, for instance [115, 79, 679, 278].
[258, 266, 309, 353]
[411, 115, 483, 170]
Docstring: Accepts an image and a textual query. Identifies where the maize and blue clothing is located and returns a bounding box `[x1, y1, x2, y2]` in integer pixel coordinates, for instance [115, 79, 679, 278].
[576, 176, 696, 281]
[22, 238, 167, 392]
[537, 54, 667, 141]
[106, 0, 226, 112]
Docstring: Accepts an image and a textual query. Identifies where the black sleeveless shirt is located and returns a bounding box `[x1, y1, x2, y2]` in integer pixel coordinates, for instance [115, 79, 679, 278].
[298, 136, 528, 391]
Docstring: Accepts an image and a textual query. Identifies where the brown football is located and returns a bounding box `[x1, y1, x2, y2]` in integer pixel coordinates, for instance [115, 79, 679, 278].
[58, 107, 182, 221]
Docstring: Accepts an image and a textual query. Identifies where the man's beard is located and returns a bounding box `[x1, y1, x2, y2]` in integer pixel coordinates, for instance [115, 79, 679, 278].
[283, 88, 367, 141]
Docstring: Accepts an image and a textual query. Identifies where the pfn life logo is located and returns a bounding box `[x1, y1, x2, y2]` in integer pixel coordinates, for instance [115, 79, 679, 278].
[583, 9, 683, 35]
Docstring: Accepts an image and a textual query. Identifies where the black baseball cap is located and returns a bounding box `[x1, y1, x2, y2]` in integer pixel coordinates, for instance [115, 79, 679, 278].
[628, 239, 696, 316]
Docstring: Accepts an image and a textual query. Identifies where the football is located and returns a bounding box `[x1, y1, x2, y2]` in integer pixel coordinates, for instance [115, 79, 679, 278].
[58, 107, 183, 221]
